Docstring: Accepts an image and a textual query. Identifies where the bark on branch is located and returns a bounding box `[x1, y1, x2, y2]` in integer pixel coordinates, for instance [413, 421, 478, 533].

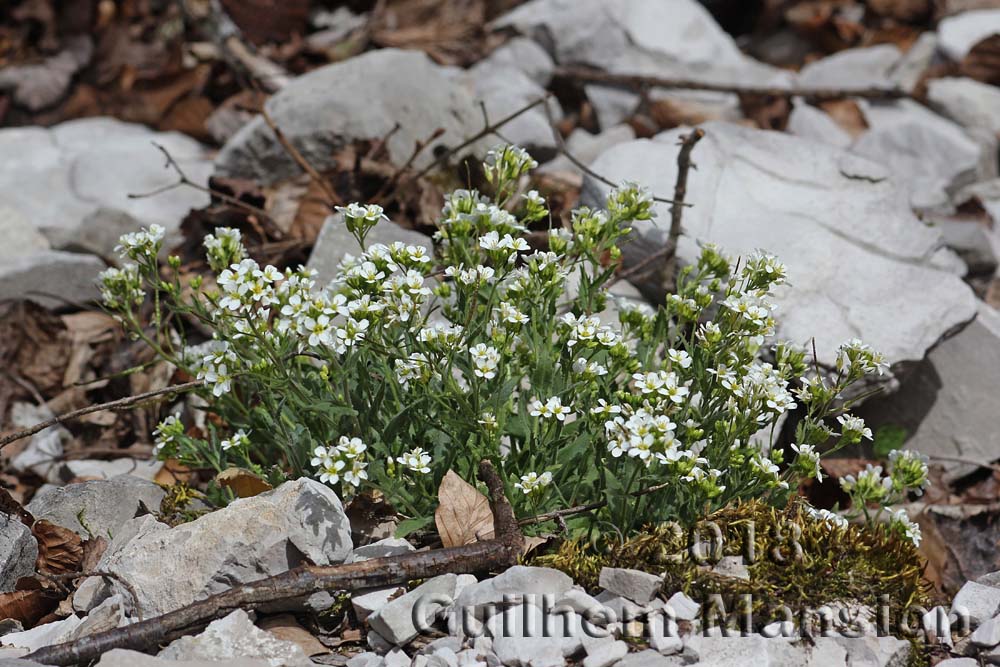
[25, 460, 521, 666]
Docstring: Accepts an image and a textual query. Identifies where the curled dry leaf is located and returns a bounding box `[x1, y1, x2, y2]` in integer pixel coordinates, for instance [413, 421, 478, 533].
[215, 467, 273, 498]
[258, 614, 329, 656]
[32, 520, 83, 576]
[0, 587, 59, 628]
[434, 469, 495, 548]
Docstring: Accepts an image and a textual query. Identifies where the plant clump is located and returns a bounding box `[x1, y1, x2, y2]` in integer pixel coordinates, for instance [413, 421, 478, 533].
[100, 143, 926, 543]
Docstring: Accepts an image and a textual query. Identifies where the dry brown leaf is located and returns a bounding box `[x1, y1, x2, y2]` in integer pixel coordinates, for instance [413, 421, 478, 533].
[80, 536, 109, 573]
[258, 614, 329, 656]
[0, 301, 71, 398]
[33, 520, 83, 575]
[216, 467, 273, 499]
[866, 0, 930, 21]
[154, 459, 194, 486]
[962, 34, 1000, 85]
[0, 588, 59, 627]
[434, 470, 494, 548]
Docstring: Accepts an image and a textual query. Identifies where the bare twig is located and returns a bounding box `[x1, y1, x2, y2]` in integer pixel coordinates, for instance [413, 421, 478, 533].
[541, 101, 686, 207]
[129, 143, 280, 233]
[925, 453, 1000, 472]
[520, 479, 674, 527]
[555, 66, 909, 102]
[607, 128, 705, 290]
[0, 381, 203, 451]
[26, 460, 522, 666]
[371, 127, 447, 203]
[259, 108, 342, 207]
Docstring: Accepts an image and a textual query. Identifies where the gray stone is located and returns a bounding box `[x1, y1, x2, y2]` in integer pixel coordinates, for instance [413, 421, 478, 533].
[0, 118, 210, 243]
[0, 521, 36, 594]
[617, 649, 673, 667]
[938, 9, 1000, 61]
[349, 538, 416, 562]
[768, 638, 849, 666]
[953, 580, 1000, 626]
[710, 556, 749, 582]
[347, 653, 386, 667]
[554, 588, 606, 617]
[928, 77, 1000, 136]
[664, 593, 700, 622]
[353, 585, 406, 622]
[646, 612, 682, 655]
[158, 610, 311, 666]
[921, 606, 953, 646]
[27, 476, 166, 539]
[594, 592, 646, 623]
[461, 64, 562, 155]
[72, 515, 167, 612]
[934, 659, 979, 667]
[385, 648, 413, 667]
[307, 214, 433, 287]
[892, 32, 939, 93]
[786, 101, 852, 149]
[856, 302, 1000, 481]
[972, 614, 1000, 647]
[584, 122, 978, 369]
[582, 640, 627, 667]
[980, 571, 1000, 588]
[456, 566, 575, 618]
[540, 125, 637, 176]
[853, 99, 989, 211]
[50, 458, 163, 484]
[7, 404, 69, 481]
[96, 650, 270, 667]
[74, 478, 351, 618]
[935, 219, 997, 275]
[491, 634, 564, 667]
[599, 568, 663, 605]
[69, 594, 131, 640]
[484, 603, 590, 657]
[368, 574, 459, 646]
[0, 36, 92, 111]
[797, 44, 902, 91]
[834, 635, 911, 667]
[1, 616, 82, 651]
[682, 635, 769, 666]
[0, 250, 105, 310]
[216, 49, 480, 185]
[480, 37, 555, 87]
[0, 206, 48, 261]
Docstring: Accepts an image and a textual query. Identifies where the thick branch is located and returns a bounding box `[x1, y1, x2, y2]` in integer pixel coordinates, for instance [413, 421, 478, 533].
[26, 460, 522, 666]
[556, 66, 909, 101]
[0, 381, 203, 451]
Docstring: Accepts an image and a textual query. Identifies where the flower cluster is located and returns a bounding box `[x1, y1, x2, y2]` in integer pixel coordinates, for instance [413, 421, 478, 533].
[110, 143, 928, 544]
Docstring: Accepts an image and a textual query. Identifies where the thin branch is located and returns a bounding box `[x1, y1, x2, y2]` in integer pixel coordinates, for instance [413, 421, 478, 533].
[541, 100, 687, 207]
[607, 128, 705, 289]
[0, 381, 203, 451]
[371, 126, 446, 203]
[259, 108, 342, 207]
[129, 143, 280, 233]
[25, 460, 522, 666]
[556, 66, 910, 101]
[925, 453, 1000, 472]
[520, 479, 674, 527]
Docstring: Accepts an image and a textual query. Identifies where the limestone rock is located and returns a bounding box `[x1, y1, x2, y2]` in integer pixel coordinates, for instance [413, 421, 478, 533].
[953, 581, 1000, 626]
[938, 9, 1000, 61]
[96, 649, 270, 667]
[158, 609, 312, 666]
[26, 476, 166, 539]
[853, 99, 991, 211]
[456, 566, 575, 618]
[74, 478, 351, 618]
[368, 574, 459, 646]
[928, 78, 1000, 138]
[1, 616, 82, 652]
[349, 537, 416, 562]
[480, 38, 555, 87]
[216, 49, 480, 185]
[786, 101, 853, 149]
[856, 302, 1000, 481]
[598, 568, 663, 605]
[0, 522, 36, 593]
[971, 614, 1000, 647]
[307, 214, 433, 288]
[797, 44, 902, 90]
[584, 122, 978, 369]
[0, 250, 105, 310]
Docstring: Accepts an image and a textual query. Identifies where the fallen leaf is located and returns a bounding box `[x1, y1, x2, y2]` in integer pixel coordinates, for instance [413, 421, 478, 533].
[912, 502, 1000, 595]
[0, 301, 72, 398]
[434, 470, 494, 548]
[258, 614, 329, 656]
[33, 520, 83, 575]
[216, 467, 273, 498]
[866, 0, 930, 21]
[154, 459, 194, 485]
[0, 588, 59, 628]
[80, 536, 108, 573]
[818, 99, 869, 138]
[962, 34, 1000, 85]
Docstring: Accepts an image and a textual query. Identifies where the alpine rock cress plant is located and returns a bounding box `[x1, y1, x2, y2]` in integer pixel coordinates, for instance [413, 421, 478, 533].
[102, 144, 927, 543]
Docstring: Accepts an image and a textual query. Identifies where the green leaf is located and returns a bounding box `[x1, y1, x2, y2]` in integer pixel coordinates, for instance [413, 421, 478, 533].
[873, 424, 907, 458]
[395, 515, 434, 538]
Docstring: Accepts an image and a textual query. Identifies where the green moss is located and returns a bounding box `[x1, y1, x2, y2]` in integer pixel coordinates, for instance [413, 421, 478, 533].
[532, 499, 933, 641]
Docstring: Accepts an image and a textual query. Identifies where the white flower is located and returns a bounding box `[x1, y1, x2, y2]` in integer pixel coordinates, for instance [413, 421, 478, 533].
[805, 506, 849, 529]
[470, 343, 500, 379]
[546, 396, 573, 421]
[337, 435, 367, 458]
[221, 429, 250, 451]
[397, 447, 432, 474]
[667, 348, 693, 369]
[889, 508, 922, 547]
[514, 471, 553, 495]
